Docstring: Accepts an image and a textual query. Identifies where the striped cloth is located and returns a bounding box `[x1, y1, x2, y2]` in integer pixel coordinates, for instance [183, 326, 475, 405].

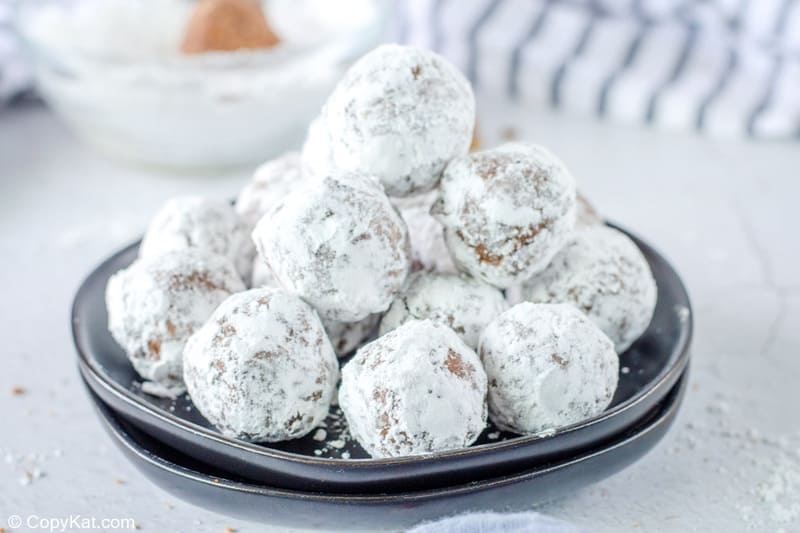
[4, 0, 800, 139]
[0, 0, 32, 105]
[395, 0, 800, 139]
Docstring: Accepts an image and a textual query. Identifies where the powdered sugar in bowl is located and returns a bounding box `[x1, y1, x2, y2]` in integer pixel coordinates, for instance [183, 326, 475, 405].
[16, 0, 387, 171]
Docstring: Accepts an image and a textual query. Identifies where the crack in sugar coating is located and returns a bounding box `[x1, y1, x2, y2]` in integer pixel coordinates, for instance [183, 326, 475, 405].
[380, 271, 509, 349]
[433, 143, 576, 288]
[522, 225, 657, 353]
[339, 319, 487, 458]
[252, 173, 411, 322]
[139, 195, 254, 285]
[235, 151, 309, 231]
[322, 44, 475, 197]
[182, 288, 339, 443]
[479, 303, 619, 435]
[105, 250, 245, 387]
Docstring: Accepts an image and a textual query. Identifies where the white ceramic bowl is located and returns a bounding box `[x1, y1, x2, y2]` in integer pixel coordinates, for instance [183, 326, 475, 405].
[16, 0, 387, 171]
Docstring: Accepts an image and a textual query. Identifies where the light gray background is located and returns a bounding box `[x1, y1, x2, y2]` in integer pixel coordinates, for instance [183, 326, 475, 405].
[1, 102, 798, 532]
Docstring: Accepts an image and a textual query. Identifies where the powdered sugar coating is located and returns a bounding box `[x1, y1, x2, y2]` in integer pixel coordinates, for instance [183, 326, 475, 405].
[522, 225, 657, 353]
[252, 173, 411, 322]
[323, 314, 381, 357]
[380, 272, 509, 349]
[392, 191, 456, 274]
[301, 116, 335, 179]
[339, 320, 487, 458]
[432, 143, 577, 288]
[323, 44, 475, 197]
[576, 192, 603, 228]
[479, 303, 619, 434]
[235, 151, 307, 230]
[140, 196, 254, 283]
[182, 288, 339, 443]
[105, 250, 245, 386]
[250, 255, 380, 357]
[250, 255, 277, 289]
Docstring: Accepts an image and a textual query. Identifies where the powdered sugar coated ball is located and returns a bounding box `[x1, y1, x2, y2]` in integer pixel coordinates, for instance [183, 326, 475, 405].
[522, 225, 657, 353]
[183, 288, 339, 443]
[392, 191, 456, 273]
[340, 320, 487, 458]
[479, 303, 619, 434]
[106, 250, 245, 387]
[140, 196, 254, 283]
[433, 143, 577, 288]
[380, 272, 508, 349]
[323, 44, 475, 197]
[252, 173, 411, 322]
[235, 152, 307, 230]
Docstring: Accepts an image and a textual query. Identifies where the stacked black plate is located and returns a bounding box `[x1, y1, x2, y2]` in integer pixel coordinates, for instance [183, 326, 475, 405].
[73, 224, 692, 531]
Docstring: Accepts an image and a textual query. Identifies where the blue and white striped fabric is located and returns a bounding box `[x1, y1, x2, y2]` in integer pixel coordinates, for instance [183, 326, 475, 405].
[395, 0, 800, 139]
[0, 0, 32, 105]
[4, 0, 800, 139]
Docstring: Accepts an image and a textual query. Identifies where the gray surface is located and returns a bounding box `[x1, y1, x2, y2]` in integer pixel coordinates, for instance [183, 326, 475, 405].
[1, 104, 798, 532]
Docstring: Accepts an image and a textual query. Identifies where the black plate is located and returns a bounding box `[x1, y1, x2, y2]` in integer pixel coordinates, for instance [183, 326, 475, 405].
[87, 370, 687, 531]
[73, 223, 692, 493]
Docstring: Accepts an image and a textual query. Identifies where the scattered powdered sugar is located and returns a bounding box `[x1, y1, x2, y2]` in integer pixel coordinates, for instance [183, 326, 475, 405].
[323, 44, 475, 197]
[1, 447, 62, 487]
[392, 190, 456, 274]
[673, 394, 800, 529]
[309, 406, 358, 458]
[433, 143, 576, 288]
[676, 304, 691, 323]
[235, 151, 309, 230]
[522, 225, 657, 353]
[139, 196, 255, 283]
[479, 303, 618, 435]
[339, 319, 487, 458]
[105, 250, 245, 386]
[328, 438, 347, 450]
[140, 380, 186, 399]
[182, 288, 339, 443]
[252, 174, 411, 322]
[380, 271, 509, 349]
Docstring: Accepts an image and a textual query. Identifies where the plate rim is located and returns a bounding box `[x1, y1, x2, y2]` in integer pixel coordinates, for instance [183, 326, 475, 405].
[89, 369, 688, 502]
[71, 222, 693, 468]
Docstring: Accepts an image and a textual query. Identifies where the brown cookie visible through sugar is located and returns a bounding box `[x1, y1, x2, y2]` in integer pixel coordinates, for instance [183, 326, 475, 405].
[433, 143, 577, 288]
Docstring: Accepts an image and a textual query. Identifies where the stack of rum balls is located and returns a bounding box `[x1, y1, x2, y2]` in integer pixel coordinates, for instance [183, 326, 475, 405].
[106, 44, 657, 458]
